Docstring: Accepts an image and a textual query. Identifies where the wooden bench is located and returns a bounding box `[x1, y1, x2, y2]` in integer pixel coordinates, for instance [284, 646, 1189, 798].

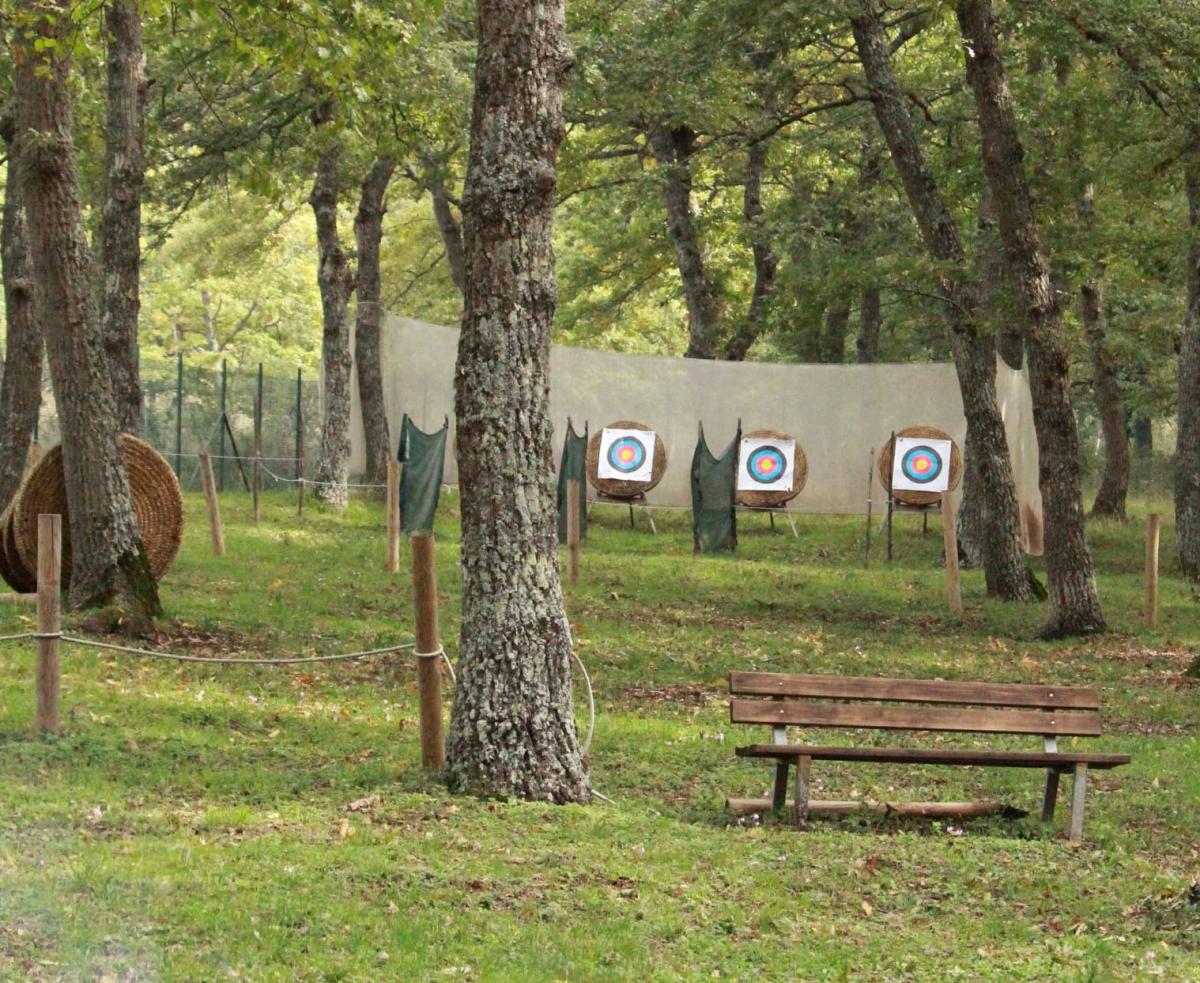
[730, 671, 1130, 841]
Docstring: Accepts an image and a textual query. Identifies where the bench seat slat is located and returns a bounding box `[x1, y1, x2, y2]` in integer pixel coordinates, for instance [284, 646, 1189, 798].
[730, 698, 1102, 736]
[728, 671, 1098, 710]
[735, 744, 1130, 769]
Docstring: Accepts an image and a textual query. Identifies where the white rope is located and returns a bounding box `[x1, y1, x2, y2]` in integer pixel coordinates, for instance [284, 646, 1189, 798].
[572, 649, 596, 754]
[258, 461, 389, 491]
[414, 645, 456, 684]
[0, 632, 35, 643]
[58, 636, 416, 666]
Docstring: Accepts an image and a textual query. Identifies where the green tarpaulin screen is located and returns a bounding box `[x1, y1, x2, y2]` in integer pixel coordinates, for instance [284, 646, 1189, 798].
[397, 414, 448, 533]
[691, 424, 740, 553]
[557, 420, 588, 544]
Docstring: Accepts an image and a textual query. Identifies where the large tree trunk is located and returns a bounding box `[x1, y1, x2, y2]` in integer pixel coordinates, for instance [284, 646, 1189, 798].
[446, 0, 589, 803]
[1177, 144, 1200, 582]
[725, 135, 777, 361]
[820, 301, 850, 363]
[353, 155, 396, 490]
[648, 123, 722, 359]
[429, 174, 467, 297]
[309, 144, 356, 508]
[957, 0, 1104, 636]
[0, 114, 43, 513]
[14, 0, 160, 620]
[979, 183, 1024, 370]
[856, 284, 881, 363]
[1082, 279, 1129, 520]
[851, 1, 1032, 602]
[98, 0, 146, 435]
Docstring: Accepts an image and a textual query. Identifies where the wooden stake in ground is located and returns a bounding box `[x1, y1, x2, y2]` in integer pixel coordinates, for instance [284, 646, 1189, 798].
[199, 451, 225, 556]
[253, 363, 263, 524]
[386, 458, 400, 574]
[1146, 513, 1160, 627]
[36, 513, 61, 734]
[566, 478, 581, 584]
[411, 531, 445, 769]
[864, 448, 875, 568]
[942, 494, 963, 615]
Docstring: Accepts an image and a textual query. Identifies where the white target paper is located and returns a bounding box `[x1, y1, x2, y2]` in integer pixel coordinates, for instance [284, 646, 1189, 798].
[737, 438, 795, 492]
[596, 427, 656, 482]
[891, 436, 952, 493]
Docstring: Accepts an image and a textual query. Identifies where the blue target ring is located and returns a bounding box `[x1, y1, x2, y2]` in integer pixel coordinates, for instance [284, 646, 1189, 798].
[900, 444, 944, 485]
[746, 445, 787, 485]
[607, 436, 648, 475]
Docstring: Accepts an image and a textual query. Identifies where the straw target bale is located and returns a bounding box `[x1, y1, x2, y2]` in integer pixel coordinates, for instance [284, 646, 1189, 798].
[878, 425, 962, 507]
[13, 435, 183, 588]
[736, 429, 808, 509]
[586, 420, 668, 498]
[0, 502, 35, 593]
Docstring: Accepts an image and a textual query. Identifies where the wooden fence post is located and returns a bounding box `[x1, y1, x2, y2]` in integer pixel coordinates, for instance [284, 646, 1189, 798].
[199, 451, 226, 556]
[864, 448, 875, 568]
[36, 514, 61, 734]
[941, 494, 963, 616]
[411, 531, 445, 769]
[386, 458, 401, 573]
[253, 362, 263, 524]
[1146, 513, 1160, 628]
[566, 478, 581, 584]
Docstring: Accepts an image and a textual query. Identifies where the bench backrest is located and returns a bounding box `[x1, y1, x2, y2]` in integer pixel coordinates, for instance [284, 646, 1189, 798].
[729, 671, 1102, 737]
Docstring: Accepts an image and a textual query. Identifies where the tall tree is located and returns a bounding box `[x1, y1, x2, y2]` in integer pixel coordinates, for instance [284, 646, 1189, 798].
[445, 0, 589, 802]
[99, 0, 146, 435]
[354, 155, 397, 489]
[850, 1, 1034, 602]
[0, 112, 43, 512]
[1178, 141, 1200, 581]
[309, 141, 356, 508]
[956, 0, 1105, 635]
[1082, 276, 1130, 519]
[13, 0, 160, 620]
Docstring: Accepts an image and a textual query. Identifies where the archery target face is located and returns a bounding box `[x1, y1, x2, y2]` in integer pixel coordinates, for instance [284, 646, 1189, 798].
[738, 438, 795, 492]
[891, 437, 952, 493]
[597, 428, 656, 482]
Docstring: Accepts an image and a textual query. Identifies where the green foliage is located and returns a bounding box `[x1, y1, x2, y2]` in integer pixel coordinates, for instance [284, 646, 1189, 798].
[0, 491, 1197, 978]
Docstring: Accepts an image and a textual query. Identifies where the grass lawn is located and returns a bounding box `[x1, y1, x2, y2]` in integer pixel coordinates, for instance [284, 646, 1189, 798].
[1, 489, 1197, 981]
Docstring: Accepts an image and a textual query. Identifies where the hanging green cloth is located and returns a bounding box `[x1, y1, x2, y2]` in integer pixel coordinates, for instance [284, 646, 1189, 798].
[397, 414, 448, 533]
[691, 423, 740, 553]
[556, 419, 589, 544]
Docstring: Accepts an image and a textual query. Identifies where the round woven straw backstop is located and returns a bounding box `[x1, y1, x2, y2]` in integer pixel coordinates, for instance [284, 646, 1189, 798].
[13, 435, 183, 588]
[878, 425, 963, 507]
[0, 502, 36, 593]
[586, 420, 668, 498]
[736, 429, 808, 509]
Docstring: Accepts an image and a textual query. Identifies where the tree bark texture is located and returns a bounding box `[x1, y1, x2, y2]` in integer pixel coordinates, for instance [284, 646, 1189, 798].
[445, 0, 589, 803]
[1082, 279, 1129, 520]
[956, 0, 1104, 635]
[856, 284, 881, 363]
[725, 135, 777, 361]
[851, 1, 1032, 602]
[1177, 145, 1200, 581]
[430, 174, 467, 297]
[309, 144, 356, 508]
[99, 0, 146, 435]
[0, 115, 43, 513]
[354, 155, 396, 490]
[979, 183, 1023, 370]
[14, 0, 160, 619]
[648, 124, 722, 359]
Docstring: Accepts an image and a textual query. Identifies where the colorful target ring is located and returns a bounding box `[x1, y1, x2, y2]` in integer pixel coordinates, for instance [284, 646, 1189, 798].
[899, 444, 944, 485]
[606, 436, 648, 475]
[746, 445, 787, 485]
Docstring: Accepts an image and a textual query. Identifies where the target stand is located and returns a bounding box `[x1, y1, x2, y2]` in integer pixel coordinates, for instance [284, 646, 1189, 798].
[884, 497, 941, 561]
[587, 491, 658, 533]
[742, 503, 798, 538]
[865, 429, 961, 565]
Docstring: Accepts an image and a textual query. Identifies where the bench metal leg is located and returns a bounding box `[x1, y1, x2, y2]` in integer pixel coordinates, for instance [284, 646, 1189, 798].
[772, 759, 790, 813]
[1069, 763, 1088, 843]
[1041, 769, 1061, 822]
[792, 755, 812, 826]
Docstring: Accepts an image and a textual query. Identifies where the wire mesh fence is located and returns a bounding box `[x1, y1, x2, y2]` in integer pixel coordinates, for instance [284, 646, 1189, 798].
[34, 356, 325, 493]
